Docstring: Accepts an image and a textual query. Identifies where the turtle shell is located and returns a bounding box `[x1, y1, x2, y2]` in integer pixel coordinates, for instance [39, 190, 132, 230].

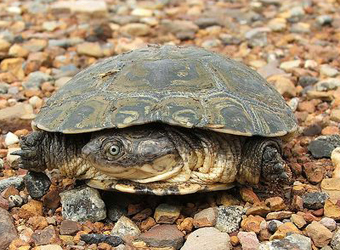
[34, 45, 297, 137]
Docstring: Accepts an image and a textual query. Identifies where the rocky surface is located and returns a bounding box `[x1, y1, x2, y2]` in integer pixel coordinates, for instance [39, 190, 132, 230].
[0, 0, 340, 249]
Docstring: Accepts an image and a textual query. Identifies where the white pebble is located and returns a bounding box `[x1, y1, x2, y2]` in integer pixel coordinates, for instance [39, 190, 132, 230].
[29, 96, 43, 109]
[6, 147, 21, 164]
[5, 132, 19, 146]
[332, 147, 340, 178]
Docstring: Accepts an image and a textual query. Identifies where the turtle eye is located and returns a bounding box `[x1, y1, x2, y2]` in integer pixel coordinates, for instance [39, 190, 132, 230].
[109, 145, 120, 156]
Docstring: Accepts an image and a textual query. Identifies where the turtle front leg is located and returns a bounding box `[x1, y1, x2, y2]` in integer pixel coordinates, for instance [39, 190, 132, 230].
[12, 131, 48, 172]
[237, 138, 291, 186]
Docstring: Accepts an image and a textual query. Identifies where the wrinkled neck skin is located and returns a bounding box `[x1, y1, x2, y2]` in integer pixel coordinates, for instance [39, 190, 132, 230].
[17, 124, 285, 187]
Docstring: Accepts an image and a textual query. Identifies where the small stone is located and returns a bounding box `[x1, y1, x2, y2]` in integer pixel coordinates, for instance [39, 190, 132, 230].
[60, 220, 81, 235]
[308, 135, 340, 158]
[330, 109, 340, 123]
[51, 1, 108, 16]
[0, 208, 18, 250]
[76, 42, 103, 58]
[28, 96, 43, 109]
[240, 187, 260, 204]
[246, 203, 271, 216]
[268, 18, 287, 32]
[266, 211, 293, 220]
[54, 76, 72, 88]
[298, 75, 318, 87]
[265, 197, 285, 211]
[131, 8, 153, 17]
[324, 199, 340, 220]
[245, 27, 269, 47]
[23, 71, 53, 90]
[0, 39, 10, 52]
[140, 217, 157, 232]
[320, 217, 337, 231]
[60, 186, 106, 222]
[270, 222, 301, 240]
[0, 58, 25, 80]
[138, 225, 184, 250]
[18, 200, 43, 219]
[42, 189, 61, 209]
[331, 229, 340, 249]
[0, 177, 24, 193]
[32, 225, 59, 246]
[290, 214, 306, 229]
[317, 15, 333, 26]
[193, 207, 217, 228]
[8, 194, 24, 208]
[267, 220, 282, 234]
[111, 215, 141, 240]
[306, 221, 333, 247]
[120, 23, 151, 37]
[303, 162, 325, 184]
[23, 39, 47, 52]
[8, 44, 29, 58]
[291, 22, 310, 33]
[5, 132, 19, 146]
[178, 217, 193, 233]
[107, 204, 127, 222]
[27, 216, 48, 231]
[302, 192, 328, 210]
[267, 75, 296, 97]
[181, 227, 230, 250]
[241, 215, 265, 233]
[81, 234, 123, 247]
[24, 171, 51, 199]
[215, 206, 244, 233]
[260, 234, 312, 250]
[316, 78, 340, 91]
[238, 231, 259, 250]
[320, 65, 338, 77]
[36, 245, 63, 250]
[280, 60, 301, 71]
[154, 203, 181, 224]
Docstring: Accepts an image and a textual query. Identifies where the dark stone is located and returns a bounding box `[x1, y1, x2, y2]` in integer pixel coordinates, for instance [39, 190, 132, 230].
[302, 192, 329, 210]
[308, 135, 340, 158]
[60, 220, 81, 235]
[107, 204, 127, 222]
[298, 76, 319, 87]
[195, 17, 220, 28]
[24, 171, 51, 199]
[0, 177, 24, 193]
[0, 208, 17, 250]
[138, 224, 184, 250]
[80, 234, 123, 247]
[302, 124, 322, 136]
[267, 220, 278, 234]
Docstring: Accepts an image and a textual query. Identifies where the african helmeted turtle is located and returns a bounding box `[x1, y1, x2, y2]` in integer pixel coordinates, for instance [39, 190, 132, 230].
[13, 45, 298, 195]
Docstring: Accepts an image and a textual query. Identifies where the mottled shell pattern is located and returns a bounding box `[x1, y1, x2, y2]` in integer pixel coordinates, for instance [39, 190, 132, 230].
[34, 45, 297, 137]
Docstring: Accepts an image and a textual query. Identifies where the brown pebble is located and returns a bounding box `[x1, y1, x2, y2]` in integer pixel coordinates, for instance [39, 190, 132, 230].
[140, 217, 156, 232]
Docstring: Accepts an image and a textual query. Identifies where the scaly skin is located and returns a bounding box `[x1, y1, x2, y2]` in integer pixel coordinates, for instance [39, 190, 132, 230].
[12, 124, 291, 195]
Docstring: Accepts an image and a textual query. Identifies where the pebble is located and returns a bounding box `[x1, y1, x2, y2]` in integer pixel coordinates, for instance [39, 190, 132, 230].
[138, 224, 184, 250]
[267, 220, 282, 234]
[120, 23, 151, 37]
[330, 109, 340, 123]
[0, 58, 25, 81]
[323, 199, 340, 220]
[107, 204, 127, 222]
[60, 186, 106, 222]
[259, 234, 312, 250]
[23, 171, 51, 199]
[111, 215, 141, 240]
[244, 27, 269, 47]
[291, 22, 310, 33]
[0, 39, 10, 52]
[193, 207, 217, 228]
[131, 8, 153, 17]
[27, 216, 48, 231]
[320, 217, 337, 231]
[59, 220, 81, 235]
[31, 225, 59, 245]
[80, 234, 123, 247]
[181, 227, 230, 250]
[332, 147, 340, 178]
[23, 71, 53, 90]
[241, 215, 265, 233]
[76, 42, 103, 58]
[28, 96, 43, 109]
[315, 78, 340, 91]
[280, 60, 301, 71]
[317, 15, 333, 26]
[8, 44, 29, 58]
[215, 206, 244, 233]
[154, 203, 181, 224]
[18, 200, 43, 219]
[268, 18, 287, 32]
[267, 75, 297, 98]
[320, 65, 338, 77]
[8, 195, 24, 208]
[290, 214, 306, 229]
[331, 229, 340, 249]
[306, 221, 333, 247]
[238, 231, 259, 250]
[302, 192, 329, 210]
[23, 39, 47, 52]
[0, 176, 24, 193]
[35, 245, 63, 250]
[308, 135, 340, 158]
[0, 208, 18, 250]
[5, 132, 19, 146]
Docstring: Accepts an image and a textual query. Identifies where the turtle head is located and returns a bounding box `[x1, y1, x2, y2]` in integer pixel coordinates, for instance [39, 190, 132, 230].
[82, 126, 182, 183]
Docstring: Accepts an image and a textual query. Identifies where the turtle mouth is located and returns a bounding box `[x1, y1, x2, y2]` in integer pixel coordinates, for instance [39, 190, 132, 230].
[86, 153, 184, 183]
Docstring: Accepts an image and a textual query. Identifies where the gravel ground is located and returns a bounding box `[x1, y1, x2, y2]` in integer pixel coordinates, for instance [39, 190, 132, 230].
[0, 0, 340, 249]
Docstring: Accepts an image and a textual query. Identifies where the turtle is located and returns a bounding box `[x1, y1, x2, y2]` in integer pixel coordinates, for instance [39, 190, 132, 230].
[13, 45, 298, 195]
